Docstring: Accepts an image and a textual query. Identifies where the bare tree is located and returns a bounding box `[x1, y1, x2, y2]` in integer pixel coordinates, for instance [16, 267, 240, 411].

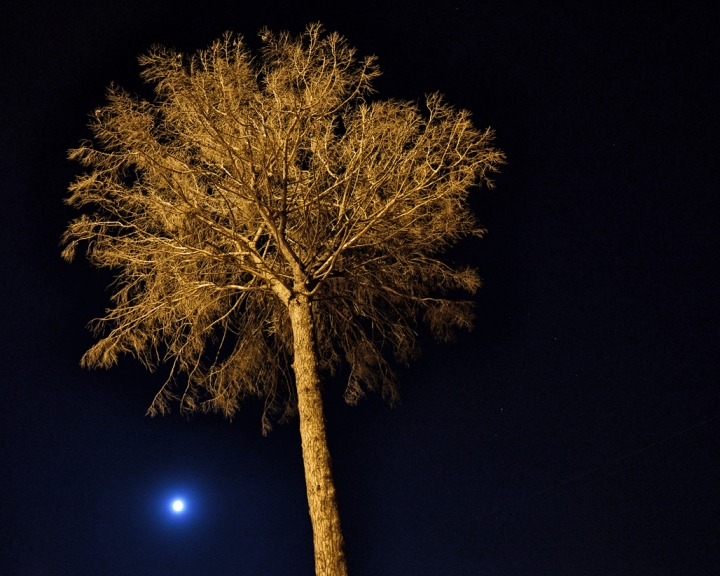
[61, 23, 505, 576]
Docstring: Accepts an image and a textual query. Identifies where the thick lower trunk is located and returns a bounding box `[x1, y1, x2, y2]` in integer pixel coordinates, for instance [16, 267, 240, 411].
[288, 294, 349, 576]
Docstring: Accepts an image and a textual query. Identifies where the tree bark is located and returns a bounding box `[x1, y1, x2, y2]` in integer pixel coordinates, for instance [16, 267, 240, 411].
[288, 293, 349, 576]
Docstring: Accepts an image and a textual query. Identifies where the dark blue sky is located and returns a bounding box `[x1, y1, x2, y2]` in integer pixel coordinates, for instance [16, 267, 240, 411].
[2, 2, 719, 575]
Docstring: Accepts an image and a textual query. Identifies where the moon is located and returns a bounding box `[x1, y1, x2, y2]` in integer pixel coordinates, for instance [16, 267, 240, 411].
[172, 499, 184, 512]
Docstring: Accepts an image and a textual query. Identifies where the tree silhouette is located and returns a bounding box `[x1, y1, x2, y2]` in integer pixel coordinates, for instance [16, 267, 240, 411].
[61, 23, 505, 576]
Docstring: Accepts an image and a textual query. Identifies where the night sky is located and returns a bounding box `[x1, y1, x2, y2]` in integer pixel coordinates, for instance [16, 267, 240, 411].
[2, 2, 719, 575]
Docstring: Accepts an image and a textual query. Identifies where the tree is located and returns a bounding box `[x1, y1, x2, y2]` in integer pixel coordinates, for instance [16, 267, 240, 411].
[61, 23, 505, 576]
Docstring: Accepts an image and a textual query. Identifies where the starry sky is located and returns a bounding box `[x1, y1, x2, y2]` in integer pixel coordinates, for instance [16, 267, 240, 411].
[1, 2, 719, 575]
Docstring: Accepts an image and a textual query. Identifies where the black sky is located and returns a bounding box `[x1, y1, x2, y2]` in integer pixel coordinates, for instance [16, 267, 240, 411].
[1, 2, 719, 575]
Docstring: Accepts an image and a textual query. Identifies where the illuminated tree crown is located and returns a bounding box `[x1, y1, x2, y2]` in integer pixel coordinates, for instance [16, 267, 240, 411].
[62, 23, 506, 434]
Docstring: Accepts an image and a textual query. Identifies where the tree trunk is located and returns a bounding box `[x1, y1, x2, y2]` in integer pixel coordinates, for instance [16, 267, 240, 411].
[288, 293, 349, 576]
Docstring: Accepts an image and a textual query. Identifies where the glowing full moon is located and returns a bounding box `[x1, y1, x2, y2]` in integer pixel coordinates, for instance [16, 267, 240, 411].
[172, 499, 184, 512]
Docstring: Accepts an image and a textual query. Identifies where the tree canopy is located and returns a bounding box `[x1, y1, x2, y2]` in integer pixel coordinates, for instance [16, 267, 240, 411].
[62, 23, 506, 434]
